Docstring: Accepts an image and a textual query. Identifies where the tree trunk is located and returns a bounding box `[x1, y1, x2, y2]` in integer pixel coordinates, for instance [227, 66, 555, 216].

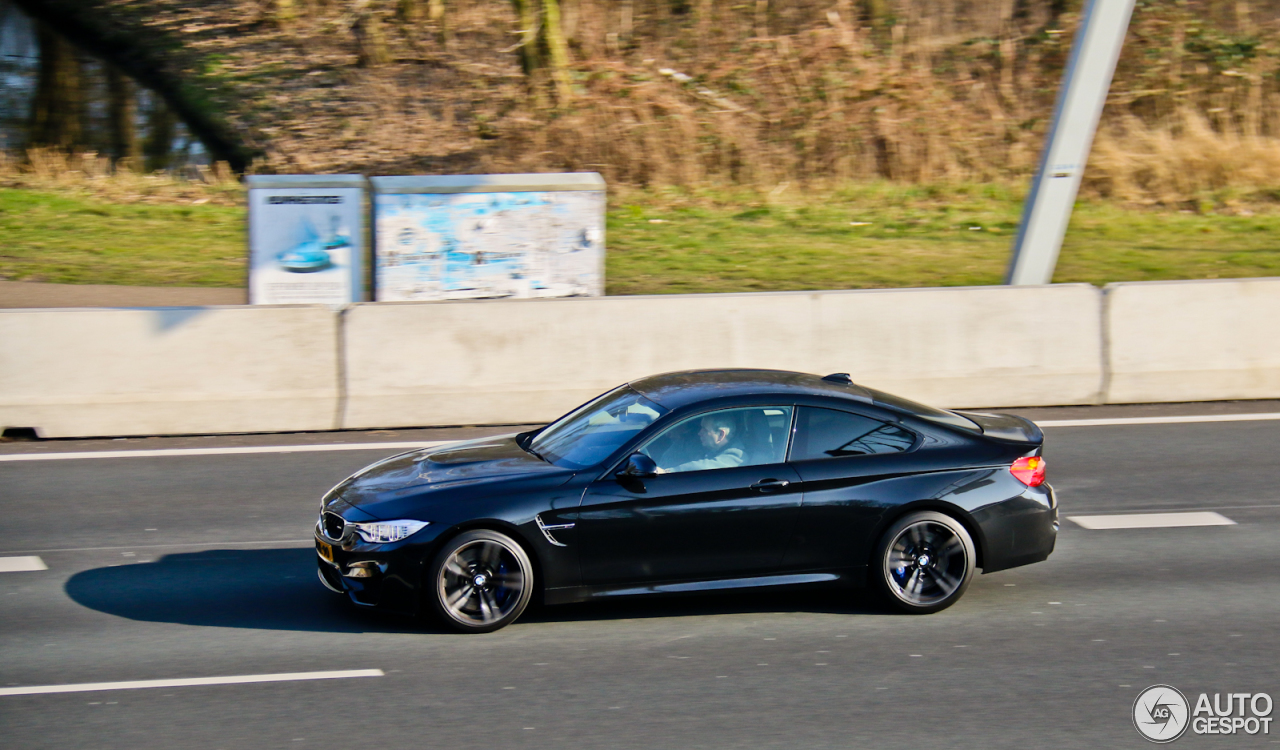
[510, 0, 574, 106]
[13, 0, 256, 171]
[28, 23, 83, 150]
[106, 66, 140, 166]
[619, 0, 633, 42]
[541, 0, 572, 104]
[144, 95, 175, 172]
[860, 0, 888, 28]
[561, 0, 579, 42]
[511, 0, 541, 78]
[1235, 0, 1253, 34]
[427, 0, 450, 48]
[398, 0, 422, 23]
[353, 11, 391, 66]
[270, 0, 297, 28]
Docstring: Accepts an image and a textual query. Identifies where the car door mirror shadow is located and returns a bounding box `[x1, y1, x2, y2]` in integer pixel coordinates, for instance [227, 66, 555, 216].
[64, 547, 432, 634]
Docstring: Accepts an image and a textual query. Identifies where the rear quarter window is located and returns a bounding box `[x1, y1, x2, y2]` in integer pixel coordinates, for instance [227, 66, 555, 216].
[791, 407, 917, 461]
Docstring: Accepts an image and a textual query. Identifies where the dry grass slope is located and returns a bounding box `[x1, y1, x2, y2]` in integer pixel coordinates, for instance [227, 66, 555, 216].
[40, 0, 1280, 205]
[0, 151, 243, 205]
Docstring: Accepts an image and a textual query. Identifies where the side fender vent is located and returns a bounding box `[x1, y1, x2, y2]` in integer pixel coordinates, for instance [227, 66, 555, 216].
[536, 514, 576, 547]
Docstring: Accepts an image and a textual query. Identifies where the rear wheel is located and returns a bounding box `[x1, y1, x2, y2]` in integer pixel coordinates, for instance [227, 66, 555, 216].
[873, 511, 975, 614]
[428, 529, 533, 633]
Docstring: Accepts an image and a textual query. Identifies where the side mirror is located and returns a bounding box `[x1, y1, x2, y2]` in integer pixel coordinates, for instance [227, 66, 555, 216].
[617, 453, 658, 478]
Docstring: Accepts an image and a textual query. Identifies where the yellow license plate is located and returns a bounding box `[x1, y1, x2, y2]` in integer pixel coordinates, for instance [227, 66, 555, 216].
[317, 540, 334, 562]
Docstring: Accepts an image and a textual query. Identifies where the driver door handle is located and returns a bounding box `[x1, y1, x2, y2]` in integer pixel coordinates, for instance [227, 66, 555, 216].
[750, 478, 791, 492]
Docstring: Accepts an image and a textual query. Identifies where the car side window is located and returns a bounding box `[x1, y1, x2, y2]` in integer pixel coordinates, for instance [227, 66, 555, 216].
[640, 406, 794, 474]
[790, 407, 915, 461]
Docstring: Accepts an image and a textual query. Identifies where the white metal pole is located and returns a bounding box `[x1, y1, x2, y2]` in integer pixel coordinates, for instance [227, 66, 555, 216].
[1005, 0, 1136, 286]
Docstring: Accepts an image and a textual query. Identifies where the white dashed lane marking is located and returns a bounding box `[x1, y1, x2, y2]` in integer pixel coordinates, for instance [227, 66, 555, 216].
[0, 411, 1276, 463]
[1069, 511, 1237, 530]
[0, 556, 47, 572]
[0, 442, 448, 462]
[0, 669, 384, 697]
[1038, 413, 1280, 428]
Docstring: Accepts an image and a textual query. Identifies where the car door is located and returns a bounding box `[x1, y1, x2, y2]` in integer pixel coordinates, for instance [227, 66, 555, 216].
[781, 406, 923, 570]
[577, 406, 803, 586]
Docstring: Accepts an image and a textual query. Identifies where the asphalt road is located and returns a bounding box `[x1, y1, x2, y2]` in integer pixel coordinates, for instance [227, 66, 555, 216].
[1, 406, 1278, 749]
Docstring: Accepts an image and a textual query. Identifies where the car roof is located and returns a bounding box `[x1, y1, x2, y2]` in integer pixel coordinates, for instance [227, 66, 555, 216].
[627, 369, 874, 410]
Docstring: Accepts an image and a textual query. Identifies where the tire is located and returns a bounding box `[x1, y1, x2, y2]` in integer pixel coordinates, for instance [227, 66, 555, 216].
[428, 529, 534, 633]
[873, 510, 975, 614]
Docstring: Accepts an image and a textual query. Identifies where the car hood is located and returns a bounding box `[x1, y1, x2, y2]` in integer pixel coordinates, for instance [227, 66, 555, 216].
[327, 433, 574, 515]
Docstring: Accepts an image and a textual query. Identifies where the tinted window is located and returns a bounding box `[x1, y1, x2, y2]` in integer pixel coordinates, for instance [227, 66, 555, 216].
[791, 407, 915, 460]
[641, 406, 793, 474]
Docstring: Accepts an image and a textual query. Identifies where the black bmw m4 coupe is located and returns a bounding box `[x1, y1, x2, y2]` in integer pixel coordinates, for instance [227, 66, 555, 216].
[315, 369, 1057, 633]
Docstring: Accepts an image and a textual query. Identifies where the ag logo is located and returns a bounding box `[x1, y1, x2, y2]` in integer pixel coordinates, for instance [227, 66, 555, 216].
[1134, 685, 1191, 743]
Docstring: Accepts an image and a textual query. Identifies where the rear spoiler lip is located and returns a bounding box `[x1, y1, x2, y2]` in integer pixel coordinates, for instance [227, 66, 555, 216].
[953, 411, 1045, 445]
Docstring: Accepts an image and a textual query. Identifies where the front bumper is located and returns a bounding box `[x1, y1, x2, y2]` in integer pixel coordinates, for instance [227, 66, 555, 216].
[314, 521, 434, 615]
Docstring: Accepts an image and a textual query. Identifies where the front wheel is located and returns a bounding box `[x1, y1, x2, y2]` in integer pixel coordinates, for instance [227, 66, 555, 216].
[873, 511, 975, 614]
[428, 529, 533, 633]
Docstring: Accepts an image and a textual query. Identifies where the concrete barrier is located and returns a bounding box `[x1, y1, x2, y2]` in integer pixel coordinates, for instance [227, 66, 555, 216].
[1105, 277, 1280, 403]
[11, 278, 1274, 438]
[0, 306, 340, 438]
[340, 284, 1105, 429]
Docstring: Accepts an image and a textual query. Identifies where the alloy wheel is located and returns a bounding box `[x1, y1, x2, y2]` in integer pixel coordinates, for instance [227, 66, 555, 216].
[433, 531, 531, 631]
[875, 511, 975, 613]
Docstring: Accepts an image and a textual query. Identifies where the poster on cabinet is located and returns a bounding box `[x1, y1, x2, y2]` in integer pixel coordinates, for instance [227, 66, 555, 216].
[247, 175, 365, 305]
[370, 173, 605, 302]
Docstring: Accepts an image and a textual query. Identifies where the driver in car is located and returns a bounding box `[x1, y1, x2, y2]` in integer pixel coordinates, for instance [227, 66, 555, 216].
[658, 413, 746, 473]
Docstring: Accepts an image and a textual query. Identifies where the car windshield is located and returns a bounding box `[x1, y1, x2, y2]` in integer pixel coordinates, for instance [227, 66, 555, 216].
[529, 386, 669, 469]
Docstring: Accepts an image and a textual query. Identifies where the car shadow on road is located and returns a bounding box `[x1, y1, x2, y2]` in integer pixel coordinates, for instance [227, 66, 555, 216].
[64, 547, 422, 634]
[65, 547, 897, 634]
[521, 587, 893, 627]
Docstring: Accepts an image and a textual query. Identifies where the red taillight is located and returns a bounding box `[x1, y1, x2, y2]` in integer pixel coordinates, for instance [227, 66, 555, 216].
[1010, 456, 1046, 487]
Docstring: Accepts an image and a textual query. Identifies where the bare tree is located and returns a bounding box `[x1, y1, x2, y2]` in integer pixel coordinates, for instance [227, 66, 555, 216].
[426, 0, 449, 47]
[143, 95, 175, 172]
[28, 23, 83, 150]
[352, 1, 391, 67]
[106, 65, 140, 166]
[510, 0, 572, 106]
[397, 0, 422, 22]
[268, 0, 297, 28]
[541, 0, 572, 103]
[861, 0, 889, 28]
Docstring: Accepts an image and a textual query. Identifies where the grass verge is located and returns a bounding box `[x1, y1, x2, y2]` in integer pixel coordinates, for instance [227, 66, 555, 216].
[0, 189, 245, 287]
[607, 183, 1280, 293]
[3, 182, 1278, 292]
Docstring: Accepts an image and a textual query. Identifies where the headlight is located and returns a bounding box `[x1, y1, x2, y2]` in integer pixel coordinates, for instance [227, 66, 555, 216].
[349, 519, 430, 544]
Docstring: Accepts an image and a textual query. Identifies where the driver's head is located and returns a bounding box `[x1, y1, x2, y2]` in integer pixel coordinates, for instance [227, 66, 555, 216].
[698, 413, 734, 450]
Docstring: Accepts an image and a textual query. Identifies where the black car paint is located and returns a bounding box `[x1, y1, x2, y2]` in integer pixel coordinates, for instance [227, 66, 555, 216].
[315, 370, 1056, 616]
[578, 461, 806, 585]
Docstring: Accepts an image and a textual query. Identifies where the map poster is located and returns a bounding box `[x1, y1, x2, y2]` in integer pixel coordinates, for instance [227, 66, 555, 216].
[370, 174, 605, 302]
[246, 176, 365, 305]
